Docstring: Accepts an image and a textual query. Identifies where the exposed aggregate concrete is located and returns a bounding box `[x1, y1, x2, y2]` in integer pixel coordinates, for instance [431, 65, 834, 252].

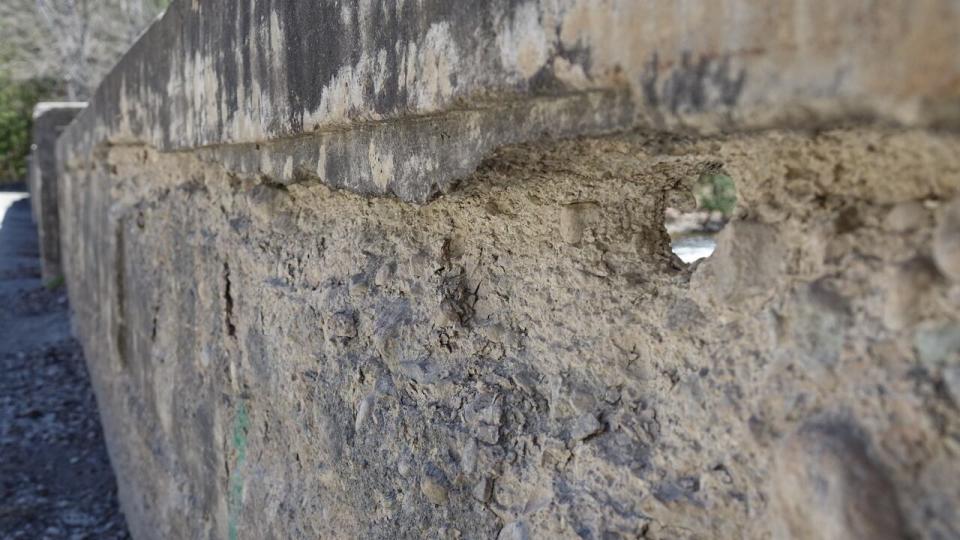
[58, 127, 960, 538]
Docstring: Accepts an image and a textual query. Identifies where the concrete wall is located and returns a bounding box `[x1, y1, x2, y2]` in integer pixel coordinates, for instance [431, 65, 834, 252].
[59, 0, 960, 202]
[57, 1, 960, 539]
[28, 103, 84, 281]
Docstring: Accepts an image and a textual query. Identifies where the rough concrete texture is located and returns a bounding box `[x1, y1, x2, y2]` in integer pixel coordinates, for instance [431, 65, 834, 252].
[53, 1, 960, 538]
[58, 0, 960, 201]
[27, 103, 85, 281]
[58, 126, 960, 539]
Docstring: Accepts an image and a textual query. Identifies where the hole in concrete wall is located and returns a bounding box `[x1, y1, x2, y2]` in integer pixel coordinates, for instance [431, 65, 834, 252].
[667, 168, 737, 264]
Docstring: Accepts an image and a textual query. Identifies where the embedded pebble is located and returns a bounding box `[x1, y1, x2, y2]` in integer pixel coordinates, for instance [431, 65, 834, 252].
[773, 420, 905, 540]
[354, 393, 374, 431]
[498, 521, 530, 540]
[884, 200, 928, 232]
[327, 310, 358, 340]
[884, 257, 941, 330]
[472, 477, 492, 502]
[933, 196, 960, 282]
[397, 455, 412, 477]
[559, 202, 600, 245]
[460, 437, 478, 474]
[569, 413, 603, 442]
[421, 476, 449, 505]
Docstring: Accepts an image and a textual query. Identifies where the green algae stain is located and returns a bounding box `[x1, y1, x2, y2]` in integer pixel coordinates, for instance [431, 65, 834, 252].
[227, 401, 249, 540]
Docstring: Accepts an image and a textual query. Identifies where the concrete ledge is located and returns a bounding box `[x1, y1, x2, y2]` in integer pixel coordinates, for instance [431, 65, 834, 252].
[28, 103, 84, 281]
[59, 0, 960, 202]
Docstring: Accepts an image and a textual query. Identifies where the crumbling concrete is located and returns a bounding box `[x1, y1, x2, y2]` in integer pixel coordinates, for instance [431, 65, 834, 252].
[60, 0, 960, 202]
[56, 1, 960, 539]
[27, 102, 84, 281]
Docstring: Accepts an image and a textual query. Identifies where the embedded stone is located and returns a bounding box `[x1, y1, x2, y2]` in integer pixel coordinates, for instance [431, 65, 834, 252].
[773, 421, 906, 540]
[933, 196, 960, 282]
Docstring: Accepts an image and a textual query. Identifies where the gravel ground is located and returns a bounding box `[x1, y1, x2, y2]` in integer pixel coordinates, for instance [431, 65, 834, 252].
[0, 189, 129, 539]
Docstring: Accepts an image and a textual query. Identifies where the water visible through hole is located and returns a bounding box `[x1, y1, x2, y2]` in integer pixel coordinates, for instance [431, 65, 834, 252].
[671, 235, 717, 263]
[667, 170, 735, 264]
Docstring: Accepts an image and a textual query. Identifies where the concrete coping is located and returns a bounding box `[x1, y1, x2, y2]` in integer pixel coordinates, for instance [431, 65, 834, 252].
[57, 0, 960, 202]
[33, 102, 86, 119]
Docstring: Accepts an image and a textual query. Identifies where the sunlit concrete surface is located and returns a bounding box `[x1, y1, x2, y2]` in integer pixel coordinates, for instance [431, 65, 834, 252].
[0, 193, 29, 232]
[32, 102, 86, 118]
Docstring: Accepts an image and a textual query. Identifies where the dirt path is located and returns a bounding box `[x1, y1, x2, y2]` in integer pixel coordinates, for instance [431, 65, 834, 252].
[0, 189, 129, 539]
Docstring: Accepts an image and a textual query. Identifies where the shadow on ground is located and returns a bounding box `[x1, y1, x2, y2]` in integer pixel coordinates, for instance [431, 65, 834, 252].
[0, 192, 129, 539]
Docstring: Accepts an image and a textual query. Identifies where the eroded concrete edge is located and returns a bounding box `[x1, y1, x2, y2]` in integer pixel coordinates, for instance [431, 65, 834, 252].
[58, 0, 960, 202]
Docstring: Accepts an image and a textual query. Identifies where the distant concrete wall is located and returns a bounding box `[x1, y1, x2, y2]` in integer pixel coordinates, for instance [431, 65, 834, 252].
[57, 2, 960, 539]
[28, 103, 84, 281]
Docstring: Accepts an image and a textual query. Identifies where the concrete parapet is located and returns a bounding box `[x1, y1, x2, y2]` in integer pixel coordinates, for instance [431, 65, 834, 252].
[56, 1, 960, 539]
[59, 0, 960, 202]
[28, 102, 85, 281]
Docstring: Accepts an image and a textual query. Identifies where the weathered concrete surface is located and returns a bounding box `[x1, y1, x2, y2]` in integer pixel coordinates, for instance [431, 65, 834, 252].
[59, 0, 960, 202]
[56, 1, 960, 539]
[27, 103, 85, 281]
[59, 128, 960, 539]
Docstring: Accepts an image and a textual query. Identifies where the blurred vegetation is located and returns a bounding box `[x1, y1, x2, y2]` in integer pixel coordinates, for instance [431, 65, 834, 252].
[0, 0, 169, 184]
[0, 73, 61, 183]
[694, 172, 737, 217]
[45, 275, 65, 290]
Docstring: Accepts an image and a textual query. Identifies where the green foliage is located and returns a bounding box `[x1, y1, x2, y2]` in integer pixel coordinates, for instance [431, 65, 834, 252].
[695, 172, 737, 216]
[45, 275, 65, 290]
[0, 74, 60, 183]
